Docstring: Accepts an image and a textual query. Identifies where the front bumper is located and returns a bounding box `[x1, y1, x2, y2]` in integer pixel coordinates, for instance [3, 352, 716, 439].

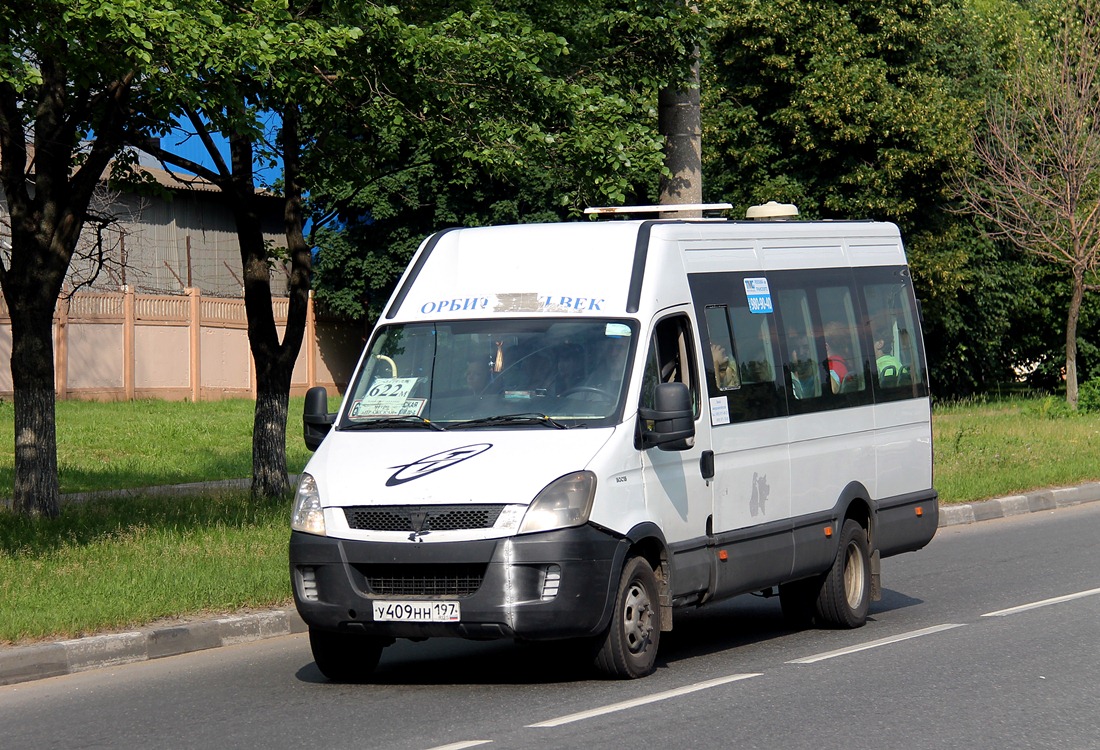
[290, 524, 628, 641]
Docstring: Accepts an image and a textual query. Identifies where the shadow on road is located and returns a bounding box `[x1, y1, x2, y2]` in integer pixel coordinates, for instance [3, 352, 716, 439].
[293, 587, 924, 686]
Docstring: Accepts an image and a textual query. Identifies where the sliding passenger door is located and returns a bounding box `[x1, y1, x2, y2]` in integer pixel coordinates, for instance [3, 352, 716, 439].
[691, 275, 794, 595]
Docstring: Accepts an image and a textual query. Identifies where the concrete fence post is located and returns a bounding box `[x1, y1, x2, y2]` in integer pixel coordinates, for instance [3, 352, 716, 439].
[55, 295, 69, 399]
[123, 286, 135, 400]
[188, 287, 201, 402]
[306, 290, 317, 389]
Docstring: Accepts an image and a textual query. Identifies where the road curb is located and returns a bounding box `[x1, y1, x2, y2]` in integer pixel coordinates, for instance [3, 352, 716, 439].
[0, 609, 307, 687]
[4, 484, 1099, 688]
[936, 482, 1100, 527]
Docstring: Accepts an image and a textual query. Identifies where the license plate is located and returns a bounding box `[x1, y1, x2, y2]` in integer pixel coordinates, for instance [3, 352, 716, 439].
[372, 600, 460, 622]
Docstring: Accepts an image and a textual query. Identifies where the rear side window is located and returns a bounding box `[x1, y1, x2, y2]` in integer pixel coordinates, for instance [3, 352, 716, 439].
[861, 270, 928, 400]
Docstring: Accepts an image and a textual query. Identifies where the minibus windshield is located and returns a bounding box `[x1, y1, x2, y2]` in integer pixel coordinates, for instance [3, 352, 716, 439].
[339, 319, 637, 429]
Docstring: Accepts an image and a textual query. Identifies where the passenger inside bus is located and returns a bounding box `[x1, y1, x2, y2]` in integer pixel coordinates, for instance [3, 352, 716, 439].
[823, 321, 852, 394]
[711, 342, 740, 389]
[553, 343, 586, 393]
[873, 320, 904, 385]
[465, 358, 492, 395]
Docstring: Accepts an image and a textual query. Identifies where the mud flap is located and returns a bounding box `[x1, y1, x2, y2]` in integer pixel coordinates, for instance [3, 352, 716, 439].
[870, 549, 882, 602]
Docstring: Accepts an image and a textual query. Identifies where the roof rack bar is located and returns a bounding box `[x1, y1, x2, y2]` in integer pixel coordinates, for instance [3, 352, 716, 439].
[583, 203, 733, 215]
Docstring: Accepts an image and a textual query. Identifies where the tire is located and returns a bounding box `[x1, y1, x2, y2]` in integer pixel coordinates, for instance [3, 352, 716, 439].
[308, 627, 387, 682]
[779, 576, 822, 627]
[815, 519, 871, 628]
[594, 556, 661, 679]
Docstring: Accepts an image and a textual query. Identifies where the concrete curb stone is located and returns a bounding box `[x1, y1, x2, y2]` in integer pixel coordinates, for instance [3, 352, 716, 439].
[0, 609, 306, 687]
[936, 483, 1100, 526]
[3, 482, 1099, 688]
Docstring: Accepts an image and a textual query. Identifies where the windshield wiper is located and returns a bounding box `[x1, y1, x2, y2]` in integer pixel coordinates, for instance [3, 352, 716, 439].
[341, 415, 447, 431]
[451, 413, 570, 430]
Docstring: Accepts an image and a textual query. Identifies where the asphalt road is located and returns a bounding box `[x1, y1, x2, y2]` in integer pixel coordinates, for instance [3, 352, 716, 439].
[2, 503, 1098, 750]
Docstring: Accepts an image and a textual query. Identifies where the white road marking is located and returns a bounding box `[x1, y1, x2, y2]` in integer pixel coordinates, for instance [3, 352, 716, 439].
[982, 586, 1100, 617]
[526, 673, 763, 728]
[786, 623, 966, 664]
[429, 590, 1098, 745]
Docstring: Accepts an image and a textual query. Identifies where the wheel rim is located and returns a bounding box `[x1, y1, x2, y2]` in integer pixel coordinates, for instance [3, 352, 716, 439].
[622, 578, 655, 655]
[843, 541, 865, 609]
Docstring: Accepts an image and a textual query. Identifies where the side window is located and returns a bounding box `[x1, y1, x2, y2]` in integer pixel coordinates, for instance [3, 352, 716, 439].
[723, 277, 785, 422]
[729, 306, 778, 387]
[704, 305, 740, 391]
[640, 314, 699, 417]
[776, 288, 823, 400]
[817, 284, 866, 395]
[862, 276, 928, 399]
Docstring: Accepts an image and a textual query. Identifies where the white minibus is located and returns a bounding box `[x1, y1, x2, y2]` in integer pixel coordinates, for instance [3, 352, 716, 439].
[290, 204, 937, 680]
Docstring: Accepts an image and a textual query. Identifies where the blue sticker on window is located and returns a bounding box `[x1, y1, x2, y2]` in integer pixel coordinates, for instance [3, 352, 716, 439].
[744, 278, 773, 314]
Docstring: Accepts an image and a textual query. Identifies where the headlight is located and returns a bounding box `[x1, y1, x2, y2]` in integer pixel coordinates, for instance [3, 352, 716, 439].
[518, 471, 596, 534]
[291, 473, 326, 535]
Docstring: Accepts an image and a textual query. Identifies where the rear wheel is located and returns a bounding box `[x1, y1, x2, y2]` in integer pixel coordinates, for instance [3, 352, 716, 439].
[309, 627, 388, 682]
[594, 556, 661, 679]
[815, 519, 871, 628]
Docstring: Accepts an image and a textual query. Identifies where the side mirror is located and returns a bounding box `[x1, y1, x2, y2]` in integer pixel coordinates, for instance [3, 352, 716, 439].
[639, 382, 695, 451]
[303, 386, 335, 451]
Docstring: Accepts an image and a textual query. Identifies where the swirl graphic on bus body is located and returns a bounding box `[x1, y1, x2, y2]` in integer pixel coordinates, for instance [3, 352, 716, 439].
[386, 444, 493, 486]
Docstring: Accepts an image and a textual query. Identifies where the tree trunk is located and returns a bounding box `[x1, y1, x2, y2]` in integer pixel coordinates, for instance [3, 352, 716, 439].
[658, 51, 701, 214]
[228, 107, 311, 500]
[1065, 267, 1085, 409]
[252, 362, 292, 497]
[8, 295, 61, 517]
[237, 203, 293, 498]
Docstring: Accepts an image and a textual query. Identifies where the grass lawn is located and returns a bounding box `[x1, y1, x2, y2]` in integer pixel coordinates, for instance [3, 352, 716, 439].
[931, 395, 1100, 503]
[0, 398, 314, 494]
[0, 490, 289, 643]
[2, 393, 1099, 645]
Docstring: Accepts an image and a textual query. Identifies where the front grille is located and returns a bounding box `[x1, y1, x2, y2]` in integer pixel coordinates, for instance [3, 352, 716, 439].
[344, 504, 506, 532]
[358, 564, 486, 597]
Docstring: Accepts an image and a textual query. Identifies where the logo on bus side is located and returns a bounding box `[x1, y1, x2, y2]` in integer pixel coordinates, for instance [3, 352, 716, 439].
[386, 443, 493, 486]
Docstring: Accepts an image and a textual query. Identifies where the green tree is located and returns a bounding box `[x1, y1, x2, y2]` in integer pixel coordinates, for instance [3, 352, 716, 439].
[959, 0, 1100, 407]
[0, 0, 243, 517]
[702, 0, 982, 225]
[138, 3, 361, 497]
[307, 1, 702, 323]
[700, 0, 1044, 396]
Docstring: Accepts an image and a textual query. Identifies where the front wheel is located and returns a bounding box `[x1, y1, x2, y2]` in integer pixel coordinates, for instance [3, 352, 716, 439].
[815, 519, 871, 628]
[594, 556, 661, 679]
[309, 627, 388, 682]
